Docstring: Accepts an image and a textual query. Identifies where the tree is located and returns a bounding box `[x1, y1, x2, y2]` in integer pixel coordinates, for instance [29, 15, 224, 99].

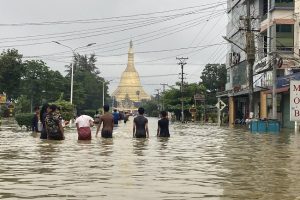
[66, 53, 108, 111]
[44, 70, 68, 103]
[142, 98, 160, 117]
[21, 60, 49, 108]
[65, 53, 99, 75]
[200, 63, 226, 105]
[0, 49, 23, 99]
[20, 60, 68, 109]
[159, 83, 206, 120]
[200, 64, 226, 92]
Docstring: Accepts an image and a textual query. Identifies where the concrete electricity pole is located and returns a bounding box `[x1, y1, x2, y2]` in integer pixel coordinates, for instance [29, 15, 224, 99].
[155, 89, 161, 111]
[272, 53, 278, 119]
[245, 0, 255, 116]
[176, 57, 188, 123]
[160, 83, 168, 110]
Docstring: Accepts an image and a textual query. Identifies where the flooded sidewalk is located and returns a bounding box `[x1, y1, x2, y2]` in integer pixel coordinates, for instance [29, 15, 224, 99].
[0, 117, 300, 199]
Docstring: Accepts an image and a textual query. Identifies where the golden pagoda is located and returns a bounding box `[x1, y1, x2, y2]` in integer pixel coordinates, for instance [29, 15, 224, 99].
[112, 41, 150, 109]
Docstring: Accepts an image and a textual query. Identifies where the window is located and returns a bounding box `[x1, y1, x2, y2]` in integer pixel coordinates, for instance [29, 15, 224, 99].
[263, 0, 268, 16]
[263, 35, 268, 56]
[274, 0, 294, 7]
[276, 24, 294, 51]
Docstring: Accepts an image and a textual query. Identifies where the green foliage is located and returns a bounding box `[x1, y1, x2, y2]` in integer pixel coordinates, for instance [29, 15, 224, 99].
[0, 105, 8, 117]
[0, 49, 23, 99]
[66, 53, 109, 111]
[14, 95, 31, 114]
[207, 113, 217, 123]
[53, 100, 74, 121]
[15, 113, 33, 130]
[162, 83, 206, 120]
[200, 63, 226, 92]
[68, 53, 99, 75]
[200, 63, 226, 105]
[20, 60, 67, 106]
[142, 99, 160, 117]
[82, 109, 96, 117]
[0, 49, 111, 115]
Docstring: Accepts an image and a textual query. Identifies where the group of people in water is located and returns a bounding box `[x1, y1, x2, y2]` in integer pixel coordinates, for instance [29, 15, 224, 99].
[35, 104, 170, 141]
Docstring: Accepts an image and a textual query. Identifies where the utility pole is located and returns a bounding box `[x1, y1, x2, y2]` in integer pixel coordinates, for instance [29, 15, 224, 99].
[245, 0, 255, 117]
[160, 83, 168, 110]
[155, 89, 161, 111]
[272, 53, 277, 119]
[176, 57, 188, 123]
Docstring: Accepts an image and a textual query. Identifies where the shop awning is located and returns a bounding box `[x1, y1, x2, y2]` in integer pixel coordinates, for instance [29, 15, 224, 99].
[266, 86, 289, 94]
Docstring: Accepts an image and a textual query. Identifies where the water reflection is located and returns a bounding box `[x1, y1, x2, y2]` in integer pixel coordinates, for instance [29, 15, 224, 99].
[132, 138, 149, 156]
[99, 138, 114, 157]
[1, 119, 300, 199]
[221, 130, 296, 200]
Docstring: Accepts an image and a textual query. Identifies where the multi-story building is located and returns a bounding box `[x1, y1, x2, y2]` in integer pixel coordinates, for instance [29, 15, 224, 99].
[223, 0, 299, 128]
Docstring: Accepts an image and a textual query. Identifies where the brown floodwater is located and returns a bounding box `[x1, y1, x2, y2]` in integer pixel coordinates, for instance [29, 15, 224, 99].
[0, 117, 300, 199]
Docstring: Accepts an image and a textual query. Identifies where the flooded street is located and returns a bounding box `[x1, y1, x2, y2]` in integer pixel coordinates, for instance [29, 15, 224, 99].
[1, 117, 300, 199]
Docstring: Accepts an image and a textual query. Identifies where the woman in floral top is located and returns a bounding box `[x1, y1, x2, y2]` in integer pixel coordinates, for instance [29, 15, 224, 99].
[45, 104, 64, 140]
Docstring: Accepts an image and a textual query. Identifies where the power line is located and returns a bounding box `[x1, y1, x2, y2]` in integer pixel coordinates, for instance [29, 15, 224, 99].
[0, 11, 225, 49]
[0, 2, 226, 27]
[1, 8, 223, 44]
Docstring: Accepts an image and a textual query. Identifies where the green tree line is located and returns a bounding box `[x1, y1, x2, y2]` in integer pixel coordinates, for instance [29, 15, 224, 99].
[0, 49, 109, 115]
[143, 63, 227, 121]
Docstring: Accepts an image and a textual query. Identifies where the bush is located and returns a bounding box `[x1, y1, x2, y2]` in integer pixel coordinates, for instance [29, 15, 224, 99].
[207, 113, 217, 123]
[15, 113, 34, 130]
[82, 109, 96, 117]
[14, 95, 31, 114]
[52, 100, 74, 121]
[0, 106, 9, 118]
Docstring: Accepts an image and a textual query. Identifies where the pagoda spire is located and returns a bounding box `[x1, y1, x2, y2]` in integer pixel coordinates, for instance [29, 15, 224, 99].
[112, 40, 150, 108]
[125, 40, 135, 72]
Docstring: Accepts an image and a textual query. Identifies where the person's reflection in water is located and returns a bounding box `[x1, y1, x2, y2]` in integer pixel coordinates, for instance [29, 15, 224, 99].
[157, 137, 169, 151]
[132, 138, 149, 157]
[36, 143, 58, 174]
[99, 138, 114, 157]
[77, 140, 92, 145]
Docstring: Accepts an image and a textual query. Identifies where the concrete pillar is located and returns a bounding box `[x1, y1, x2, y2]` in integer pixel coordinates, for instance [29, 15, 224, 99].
[229, 96, 235, 128]
[260, 91, 267, 119]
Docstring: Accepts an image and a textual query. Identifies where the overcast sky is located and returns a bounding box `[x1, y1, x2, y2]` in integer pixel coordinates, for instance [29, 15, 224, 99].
[0, 0, 227, 96]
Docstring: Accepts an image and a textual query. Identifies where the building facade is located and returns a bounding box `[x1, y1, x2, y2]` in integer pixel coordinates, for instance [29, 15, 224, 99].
[223, 0, 298, 128]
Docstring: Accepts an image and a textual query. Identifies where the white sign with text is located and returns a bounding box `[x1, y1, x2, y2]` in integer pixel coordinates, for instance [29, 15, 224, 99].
[290, 80, 300, 121]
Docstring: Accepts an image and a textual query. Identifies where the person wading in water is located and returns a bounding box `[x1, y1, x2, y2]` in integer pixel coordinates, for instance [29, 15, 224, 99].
[133, 107, 149, 138]
[157, 111, 170, 137]
[45, 104, 64, 140]
[96, 104, 114, 138]
[75, 111, 94, 140]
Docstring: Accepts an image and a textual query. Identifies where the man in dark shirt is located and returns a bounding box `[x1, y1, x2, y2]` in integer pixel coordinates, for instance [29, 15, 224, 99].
[157, 111, 170, 137]
[133, 107, 149, 138]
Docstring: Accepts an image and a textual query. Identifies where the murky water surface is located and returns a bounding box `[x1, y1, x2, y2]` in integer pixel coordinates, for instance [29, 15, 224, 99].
[1, 117, 300, 199]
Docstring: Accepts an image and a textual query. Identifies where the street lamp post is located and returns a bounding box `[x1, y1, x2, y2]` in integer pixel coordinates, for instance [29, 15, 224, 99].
[52, 41, 96, 104]
[100, 79, 113, 107]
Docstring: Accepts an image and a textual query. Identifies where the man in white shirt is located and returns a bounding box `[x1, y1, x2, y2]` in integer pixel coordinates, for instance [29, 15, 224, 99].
[75, 112, 94, 140]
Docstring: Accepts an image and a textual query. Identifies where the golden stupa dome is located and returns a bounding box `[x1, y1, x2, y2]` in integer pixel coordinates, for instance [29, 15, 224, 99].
[112, 41, 150, 104]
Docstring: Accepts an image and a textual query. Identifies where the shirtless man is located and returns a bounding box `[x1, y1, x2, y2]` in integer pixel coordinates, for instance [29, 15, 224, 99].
[133, 107, 149, 138]
[96, 104, 114, 138]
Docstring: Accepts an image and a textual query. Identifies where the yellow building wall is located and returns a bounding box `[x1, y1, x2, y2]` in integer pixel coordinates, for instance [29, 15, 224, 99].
[260, 91, 267, 119]
[229, 96, 235, 128]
